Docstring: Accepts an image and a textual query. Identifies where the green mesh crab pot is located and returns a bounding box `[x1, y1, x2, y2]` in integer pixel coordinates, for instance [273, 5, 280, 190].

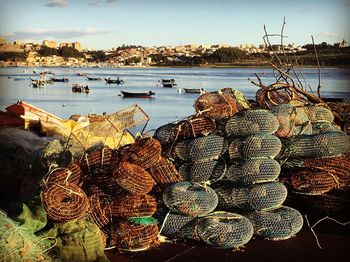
[227, 158, 280, 185]
[215, 182, 287, 211]
[225, 109, 279, 136]
[307, 105, 334, 123]
[179, 159, 226, 182]
[197, 212, 253, 249]
[158, 211, 196, 237]
[163, 181, 218, 217]
[247, 206, 303, 240]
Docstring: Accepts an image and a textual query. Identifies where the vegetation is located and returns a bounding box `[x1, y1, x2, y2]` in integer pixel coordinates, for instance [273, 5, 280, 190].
[89, 50, 107, 62]
[0, 52, 27, 61]
[59, 46, 85, 58]
[38, 46, 59, 57]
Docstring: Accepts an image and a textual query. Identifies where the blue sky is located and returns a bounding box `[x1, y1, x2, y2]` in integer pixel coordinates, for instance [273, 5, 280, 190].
[0, 0, 349, 50]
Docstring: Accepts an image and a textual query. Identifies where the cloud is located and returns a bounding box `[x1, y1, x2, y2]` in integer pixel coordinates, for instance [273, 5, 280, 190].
[106, 0, 118, 3]
[45, 0, 68, 7]
[316, 32, 337, 38]
[3, 27, 112, 41]
[89, 0, 101, 6]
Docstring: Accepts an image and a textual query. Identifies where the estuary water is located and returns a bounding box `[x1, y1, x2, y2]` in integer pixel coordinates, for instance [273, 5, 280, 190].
[0, 67, 349, 131]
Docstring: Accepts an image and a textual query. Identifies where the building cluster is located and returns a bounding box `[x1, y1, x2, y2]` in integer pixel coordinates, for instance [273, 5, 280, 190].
[239, 43, 306, 54]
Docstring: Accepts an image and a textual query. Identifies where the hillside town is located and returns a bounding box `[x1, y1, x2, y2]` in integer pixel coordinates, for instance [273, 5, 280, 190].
[0, 38, 348, 67]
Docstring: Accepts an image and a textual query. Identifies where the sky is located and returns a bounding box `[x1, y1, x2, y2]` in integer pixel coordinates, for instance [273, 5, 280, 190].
[0, 0, 349, 50]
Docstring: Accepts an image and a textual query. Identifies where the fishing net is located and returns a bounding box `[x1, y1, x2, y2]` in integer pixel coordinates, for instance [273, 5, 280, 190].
[0, 210, 53, 262]
[197, 212, 253, 249]
[227, 158, 280, 185]
[111, 220, 158, 251]
[311, 122, 341, 135]
[283, 168, 340, 195]
[119, 137, 162, 169]
[194, 88, 250, 119]
[270, 102, 312, 138]
[43, 183, 89, 223]
[149, 157, 183, 184]
[89, 194, 111, 234]
[247, 206, 303, 240]
[45, 219, 106, 262]
[43, 163, 83, 186]
[111, 194, 157, 217]
[153, 123, 177, 146]
[163, 181, 218, 217]
[307, 105, 334, 123]
[280, 131, 349, 159]
[228, 134, 282, 159]
[176, 116, 216, 138]
[159, 212, 195, 237]
[179, 159, 226, 182]
[225, 109, 279, 136]
[172, 134, 225, 162]
[112, 162, 154, 195]
[215, 182, 287, 211]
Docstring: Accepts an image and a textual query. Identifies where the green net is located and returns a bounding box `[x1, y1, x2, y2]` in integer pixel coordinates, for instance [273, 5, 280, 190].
[179, 159, 226, 182]
[159, 211, 195, 237]
[307, 105, 334, 123]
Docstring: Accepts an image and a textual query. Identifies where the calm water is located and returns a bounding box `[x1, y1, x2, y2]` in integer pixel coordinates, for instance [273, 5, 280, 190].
[0, 67, 349, 131]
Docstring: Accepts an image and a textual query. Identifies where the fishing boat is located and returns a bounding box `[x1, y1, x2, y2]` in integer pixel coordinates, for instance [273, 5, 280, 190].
[105, 77, 124, 84]
[121, 90, 155, 98]
[160, 79, 177, 88]
[72, 84, 90, 93]
[51, 77, 69, 82]
[183, 88, 205, 94]
[86, 76, 102, 81]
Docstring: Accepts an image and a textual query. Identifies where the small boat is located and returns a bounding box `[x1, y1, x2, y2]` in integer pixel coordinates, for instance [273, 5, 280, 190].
[30, 79, 46, 87]
[105, 77, 124, 84]
[121, 90, 155, 98]
[183, 88, 205, 94]
[76, 72, 87, 76]
[160, 79, 177, 88]
[86, 76, 102, 81]
[72, 84, 90, 93]
[51, 77, 69, 82]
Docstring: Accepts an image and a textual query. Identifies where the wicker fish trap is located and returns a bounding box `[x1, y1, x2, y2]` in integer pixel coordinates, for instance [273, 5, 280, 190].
[149, 157, 183, 184]
[44, 163, 82, 186]
[172, 134, 225, 162]
[80, 147, 113, 175]
[111, 220, 158, 251]
[194, 88, 250, 119]
[281, 131, 349, 159]
[163, 181, 218, 217]
[229, 134, 282, 159]
[311, 122, 341, 134]
[248, 206, 303, 240]
[307, 105, 334, 123]
[111, 194, 157, 217]
[176, 116, 216, 138]
[179, 159, 226, 182]
[225, 109, 279, 137]
[159, 211, 195, 237]
[112, 162, 154, 195]
[227, 158, 281, 185]
[197, 212, 253, 249]
[215, 182, 287, 211]
[43, 183, 89, 222]
[153, 123, 177, 146]
[119, 137, 162, 169]
[89, 194, 111, 233]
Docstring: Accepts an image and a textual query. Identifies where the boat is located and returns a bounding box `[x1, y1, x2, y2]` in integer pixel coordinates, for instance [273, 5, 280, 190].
[72, 84, 90, 93]
[30, 79, 46, 87]
[183, 88, 205, 94]
[105, 77, 124, 84]
[51, 77, 69, 82]
[160, 79, 177, 88]
[121, 90, 155, 98]
[76, 72, 87, 76]
[86, 76, 102, 81]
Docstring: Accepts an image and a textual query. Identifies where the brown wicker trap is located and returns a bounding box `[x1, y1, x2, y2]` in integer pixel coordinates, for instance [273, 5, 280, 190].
[43, 183, 89, 223]
[149, 157, 183, 185]
[111, 194, 157, 217]
[89, 194, 111, 233]
[80, 147, 113, 174]
[176, 116, 216, 138]
[119, 137, 162, 169]
[112, 162, 154, 195]
[44, 163, 83, 186]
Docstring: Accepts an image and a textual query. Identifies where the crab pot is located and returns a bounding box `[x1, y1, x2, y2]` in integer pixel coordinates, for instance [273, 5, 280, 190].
[119, 137, 162, 169]
[159, 211, 195, 237]
[149, 157, 183, 184]
[44, 163, 83, 186]
[179, 159, 226, 182]
[89, 194, 111, 233]
[112, 162, 154, 195]
[247, 206, 303, 240]
[43, 183, 89, 223]
[111, 194, 157, 217]
[80, 147, 113, 175]
[176, 116, 216, 138]
[153, 123, 178, 146]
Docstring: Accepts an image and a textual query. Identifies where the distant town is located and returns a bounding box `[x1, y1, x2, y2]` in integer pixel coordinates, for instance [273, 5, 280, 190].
[0, 38, 349, 67]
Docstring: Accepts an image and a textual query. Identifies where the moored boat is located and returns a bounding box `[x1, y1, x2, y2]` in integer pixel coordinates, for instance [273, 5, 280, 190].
[72, 84, 90, 93]
[160, 79, 177, 88]
[183, 88, 205, 94]
[105, 77, 124, 84]
[86, 76, 102, 81]
[51, 77, 69, 82]
[121, 90, 155, 98]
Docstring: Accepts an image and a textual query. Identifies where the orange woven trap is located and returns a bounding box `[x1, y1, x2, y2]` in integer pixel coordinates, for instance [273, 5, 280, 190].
[89, 194, 111, 233]
[43, 183, 89, 223]
[176, 116, 216, 138]
[119, 137, 162, 169]
[44, 163, 82, 186]
[112, 162, 154, 195]
[80, 147, 113, 174]
[149, 157, 183, 184]
[111, 194, 157, 217]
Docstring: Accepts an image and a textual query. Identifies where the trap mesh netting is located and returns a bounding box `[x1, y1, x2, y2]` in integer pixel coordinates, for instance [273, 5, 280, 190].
[111, 194, 157, 217]
[215, 182, 287, 211]
[228, 134, 282, 159]
[179, 159, 226, 182]
[176, 116, 216, 138]
[149, 157, 183, 185]
[311, 122, 341, 135]
[225, 109, 279, 136]
[172, 134, 225, 162]
[153, 123, 177, 146]
[44, 163, 83, 186]
[197, 212, 253, 249]
[247, 206, 303, 240]
[159, 212, 195, 237]
[227, 158, 281, 185]
[280, 131, 349, 159]
[163, 181, 218, 217]
[307, 105, 334, 123]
